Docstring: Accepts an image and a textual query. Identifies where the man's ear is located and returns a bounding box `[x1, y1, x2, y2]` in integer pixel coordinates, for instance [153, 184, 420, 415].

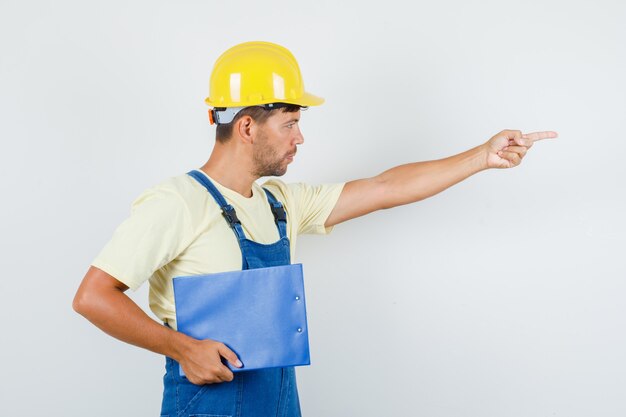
[234, 115, 256, 144]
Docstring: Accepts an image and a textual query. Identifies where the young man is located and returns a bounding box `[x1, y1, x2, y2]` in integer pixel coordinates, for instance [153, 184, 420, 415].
[73, 41, 557, 417]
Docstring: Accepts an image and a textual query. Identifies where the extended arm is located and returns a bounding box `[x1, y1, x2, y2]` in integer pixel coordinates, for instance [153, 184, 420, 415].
[325, 130, 557, 227]
[73, 266, 242, 384]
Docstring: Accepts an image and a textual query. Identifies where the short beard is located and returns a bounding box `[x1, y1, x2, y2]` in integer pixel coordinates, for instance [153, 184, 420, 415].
[252, 130, 288, 177]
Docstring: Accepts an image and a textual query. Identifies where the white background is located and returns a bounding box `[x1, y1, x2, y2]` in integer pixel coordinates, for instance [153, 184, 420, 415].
[1, 0, 625, 416]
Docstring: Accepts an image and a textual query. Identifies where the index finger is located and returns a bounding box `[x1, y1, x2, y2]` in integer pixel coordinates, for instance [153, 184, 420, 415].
[521, 131, 559, 142]
[217, 343, 243, 368]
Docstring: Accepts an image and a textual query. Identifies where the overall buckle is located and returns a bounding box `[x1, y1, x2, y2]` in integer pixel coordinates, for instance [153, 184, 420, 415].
[271, 205, 287, 222]
[222, 205, 241, 226]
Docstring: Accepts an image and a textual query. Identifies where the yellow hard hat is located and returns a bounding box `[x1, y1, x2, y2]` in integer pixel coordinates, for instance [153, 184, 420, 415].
[205, 41, 324, 109]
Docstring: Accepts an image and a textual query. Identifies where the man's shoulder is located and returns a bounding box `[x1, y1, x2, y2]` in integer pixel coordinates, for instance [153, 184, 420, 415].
[260, 178, 346, 235]
[132, 172, 220, 219]
[260, 178, 345, 210]
[153, 172, 200, 199]
[260, 178, 296, 203]
[134, 173, 194, 203]
[261, 179, 344, 199]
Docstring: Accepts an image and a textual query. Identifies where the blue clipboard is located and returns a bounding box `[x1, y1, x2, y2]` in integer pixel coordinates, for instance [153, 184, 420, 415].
[173, 263, 310, 376]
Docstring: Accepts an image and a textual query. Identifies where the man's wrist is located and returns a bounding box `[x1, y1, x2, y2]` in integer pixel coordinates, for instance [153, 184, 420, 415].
[164, 328, 195, 362]
[476, 143, 492, 171]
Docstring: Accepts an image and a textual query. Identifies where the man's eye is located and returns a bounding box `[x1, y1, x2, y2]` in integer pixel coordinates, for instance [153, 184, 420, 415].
[286, 123, 294, 128]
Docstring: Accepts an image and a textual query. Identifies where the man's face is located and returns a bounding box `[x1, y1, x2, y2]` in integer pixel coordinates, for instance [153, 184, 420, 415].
[252, 109, 303, 177]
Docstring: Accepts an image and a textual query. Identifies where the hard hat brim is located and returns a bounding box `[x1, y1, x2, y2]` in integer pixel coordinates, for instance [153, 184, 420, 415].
[205, 91, 324, 108]
[294, 92, 325, 107]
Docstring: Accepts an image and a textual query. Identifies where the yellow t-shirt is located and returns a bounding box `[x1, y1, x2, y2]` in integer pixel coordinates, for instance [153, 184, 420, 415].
[91, 170, 345, 329]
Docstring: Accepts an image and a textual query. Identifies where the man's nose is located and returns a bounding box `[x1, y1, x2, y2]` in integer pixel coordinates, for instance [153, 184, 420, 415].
[294, 126, 304, 145]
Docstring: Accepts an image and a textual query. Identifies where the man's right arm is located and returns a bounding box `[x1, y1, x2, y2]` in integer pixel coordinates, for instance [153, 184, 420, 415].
[72, 265, 242, 384]
[324, 130, 557, 228]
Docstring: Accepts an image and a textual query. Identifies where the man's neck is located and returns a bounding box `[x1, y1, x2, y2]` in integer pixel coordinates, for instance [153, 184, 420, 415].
[199, 146, 258, 198]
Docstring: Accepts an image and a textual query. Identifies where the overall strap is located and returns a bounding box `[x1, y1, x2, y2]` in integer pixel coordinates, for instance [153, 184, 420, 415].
[263, 188, 288, 239]
[186, 170, 247, 241]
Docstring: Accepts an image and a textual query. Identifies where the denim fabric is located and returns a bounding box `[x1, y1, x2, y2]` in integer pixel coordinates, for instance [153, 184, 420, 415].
[160, 171, 301, 417]
[160, 357, 301, 417]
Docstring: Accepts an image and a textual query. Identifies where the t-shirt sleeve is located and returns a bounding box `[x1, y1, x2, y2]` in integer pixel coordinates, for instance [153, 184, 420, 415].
[91, 186, 194, 291]
[262, 180, 345, 235]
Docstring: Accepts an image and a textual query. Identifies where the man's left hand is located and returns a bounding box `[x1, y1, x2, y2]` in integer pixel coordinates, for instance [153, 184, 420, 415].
[484, 129, 558, 169]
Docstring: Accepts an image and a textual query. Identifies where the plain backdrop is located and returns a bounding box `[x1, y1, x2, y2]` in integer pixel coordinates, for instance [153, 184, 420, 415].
[1, 0, 625, 416]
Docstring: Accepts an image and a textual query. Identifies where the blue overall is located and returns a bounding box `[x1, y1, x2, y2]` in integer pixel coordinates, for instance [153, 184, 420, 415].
[160, 170, 301, 417]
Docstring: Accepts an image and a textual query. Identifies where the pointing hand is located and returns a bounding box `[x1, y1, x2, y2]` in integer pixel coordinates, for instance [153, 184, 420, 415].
[484, 129, 558, 169]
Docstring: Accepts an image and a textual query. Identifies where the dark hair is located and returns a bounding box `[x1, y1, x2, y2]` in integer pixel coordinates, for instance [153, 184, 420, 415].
[215, 104, 301, 143]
